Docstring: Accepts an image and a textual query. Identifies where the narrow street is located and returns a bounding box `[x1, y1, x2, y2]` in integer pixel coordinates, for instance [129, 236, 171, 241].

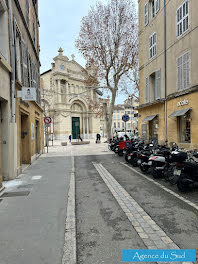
[0, 141, 198, 264]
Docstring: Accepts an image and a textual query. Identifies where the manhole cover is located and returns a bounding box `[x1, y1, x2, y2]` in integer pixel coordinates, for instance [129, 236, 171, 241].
[17, 184, 34, 189]
[0, 191, 30, 197]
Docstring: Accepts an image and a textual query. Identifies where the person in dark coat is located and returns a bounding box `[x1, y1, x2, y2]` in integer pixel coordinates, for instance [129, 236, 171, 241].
[69, 135, 72, 143]
[96, 133, 101, 143]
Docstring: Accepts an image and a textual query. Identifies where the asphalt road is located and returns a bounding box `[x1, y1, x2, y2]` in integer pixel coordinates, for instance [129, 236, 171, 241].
[0, 154, 71, 264]
[1, 143, 198, 264]
[75, 154, 198, 263]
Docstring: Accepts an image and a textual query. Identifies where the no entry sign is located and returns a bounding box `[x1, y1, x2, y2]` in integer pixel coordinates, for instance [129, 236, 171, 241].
[44, 117, 52, 125]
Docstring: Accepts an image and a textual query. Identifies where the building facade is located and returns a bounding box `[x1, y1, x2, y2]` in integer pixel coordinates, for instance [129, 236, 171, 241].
[0, 0, 11, 187]
[0, 0, 43, 181]
[112, 100, 139, 134]
[41, 49, 102, 141]
[13, 0, 43, 175]
[138, 0, 198, 149]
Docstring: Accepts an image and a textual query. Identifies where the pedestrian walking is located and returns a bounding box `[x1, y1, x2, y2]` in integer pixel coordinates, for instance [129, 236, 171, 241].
[78, 134, 83, 141]
[69, 135, 72, 143]
[96, 133, 101, 143]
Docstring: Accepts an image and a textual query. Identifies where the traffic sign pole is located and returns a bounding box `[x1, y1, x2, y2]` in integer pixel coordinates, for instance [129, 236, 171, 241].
[44, 117, 52, 153]
[122, 114, 130, 133]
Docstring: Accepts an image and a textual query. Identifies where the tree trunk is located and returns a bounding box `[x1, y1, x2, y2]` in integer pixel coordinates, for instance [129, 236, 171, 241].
[104, 90, 117, 141]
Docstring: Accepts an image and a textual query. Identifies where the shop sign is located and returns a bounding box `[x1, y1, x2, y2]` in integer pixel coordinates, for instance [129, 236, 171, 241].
[22, 87, 36, 101]
[177, 99, 189, 107]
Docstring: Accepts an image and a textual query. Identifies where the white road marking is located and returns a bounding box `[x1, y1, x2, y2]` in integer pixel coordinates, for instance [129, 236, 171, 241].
[62, 155, 76, 264]
[120, 162, 198, 212]
[31, 176, 42, 180]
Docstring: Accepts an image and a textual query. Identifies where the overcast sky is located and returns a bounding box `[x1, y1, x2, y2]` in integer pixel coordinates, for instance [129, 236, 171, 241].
[39, 0, 137, 103]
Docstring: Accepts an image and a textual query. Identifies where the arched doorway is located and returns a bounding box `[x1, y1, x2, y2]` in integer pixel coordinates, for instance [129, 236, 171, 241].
[71, 100, 88, 139]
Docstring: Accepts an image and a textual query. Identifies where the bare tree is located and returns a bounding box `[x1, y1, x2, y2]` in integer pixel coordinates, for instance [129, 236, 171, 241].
[76, 0, 138, 140]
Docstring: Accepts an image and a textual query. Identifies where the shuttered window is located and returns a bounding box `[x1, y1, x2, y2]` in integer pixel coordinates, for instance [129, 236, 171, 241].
[21, 40, 28, 86]
[154, 70, 161, 100]
[26, 0, 29, 26]
[15, 31, 22, 83]
[151, 0, 160, 18]
[177, 0, 189, 37]
[145, 2, 149, 26]
[177, 52, 190, 90]
[145, 77, 150, 103]
[155, 0, 160, 14]
[149, 33, 156, 59]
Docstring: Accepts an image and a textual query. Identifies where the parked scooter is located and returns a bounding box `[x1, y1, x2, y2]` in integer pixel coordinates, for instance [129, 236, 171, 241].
[177, 151, 198, 192]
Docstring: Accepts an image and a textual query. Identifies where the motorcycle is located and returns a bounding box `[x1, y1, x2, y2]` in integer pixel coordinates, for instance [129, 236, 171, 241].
[177, 151, 198, 192]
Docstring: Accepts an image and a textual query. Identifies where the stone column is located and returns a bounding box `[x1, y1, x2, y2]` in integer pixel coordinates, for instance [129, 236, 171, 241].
[57, 79, 61, 103]
[83, 115, 85, 139]
[65, 82, 68, 104]
[86, 115, 89, 139]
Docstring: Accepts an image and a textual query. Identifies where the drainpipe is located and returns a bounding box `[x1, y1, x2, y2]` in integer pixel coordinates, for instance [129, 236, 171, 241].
[8, 0, 16, 123]
[164, 0, 167, 143]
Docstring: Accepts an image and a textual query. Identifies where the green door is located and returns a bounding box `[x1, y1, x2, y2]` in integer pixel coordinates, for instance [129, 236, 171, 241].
[72, 117, 80, 139]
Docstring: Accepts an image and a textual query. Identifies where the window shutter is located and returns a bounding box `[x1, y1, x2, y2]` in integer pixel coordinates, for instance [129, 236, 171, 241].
[183, 52, 189, 89]
[177, 56, 183, 90]
[145, 2, 149, 26]
[155, 69, 161, 99]
[146, 77, 150, 103]
[21, 40, 28, 87]
[155, 0, 160, 13]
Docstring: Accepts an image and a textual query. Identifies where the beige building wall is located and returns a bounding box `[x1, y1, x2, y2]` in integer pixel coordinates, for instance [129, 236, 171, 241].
[0, 0, 14, 184]
[112, 101, 139, 135]
[12, 0, 43, 176]
[138, 0, 198, 148]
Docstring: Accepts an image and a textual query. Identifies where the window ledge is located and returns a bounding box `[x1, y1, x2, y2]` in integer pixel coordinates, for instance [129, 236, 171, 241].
[0, 55, 11, 72]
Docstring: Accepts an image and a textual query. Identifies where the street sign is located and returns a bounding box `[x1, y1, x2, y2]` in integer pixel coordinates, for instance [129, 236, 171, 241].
[122, 114, 130, 122]
[22, 87, 36, 101]
[44, 117, 52, 124]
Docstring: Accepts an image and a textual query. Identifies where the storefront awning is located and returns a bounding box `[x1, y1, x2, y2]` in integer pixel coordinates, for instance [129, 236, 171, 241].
[169, 107, 192, 118]
[143, 115, 158, 121]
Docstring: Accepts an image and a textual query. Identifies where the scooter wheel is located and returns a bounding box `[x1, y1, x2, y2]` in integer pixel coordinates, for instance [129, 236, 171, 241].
[118, 150, 123, 156]
[125, 155, 129, 162]
[140, 164, 148, 173]
[177, 177, 190, 193]
[151, 167, 161, 179]
[131, 158, 138, 167]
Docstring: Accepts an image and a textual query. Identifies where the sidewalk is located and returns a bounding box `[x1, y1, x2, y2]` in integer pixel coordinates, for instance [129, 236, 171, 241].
[0, 144, 72, 264]
[43, 138, 112, 157]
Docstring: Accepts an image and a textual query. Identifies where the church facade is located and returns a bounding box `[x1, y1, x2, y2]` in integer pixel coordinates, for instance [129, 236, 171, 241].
[40, 48, 103, 140]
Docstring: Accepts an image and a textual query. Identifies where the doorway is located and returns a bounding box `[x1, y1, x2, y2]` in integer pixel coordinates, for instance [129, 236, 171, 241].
[149, 117, 158, 143]
[35, 120, 40, 154]
[21, 113, 30, 164]
[72, 117, 80, 139]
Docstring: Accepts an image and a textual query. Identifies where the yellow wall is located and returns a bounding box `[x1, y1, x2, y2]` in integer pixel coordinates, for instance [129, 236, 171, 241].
[167, 92, 198, 149]
[138, 102, 165, 144]
[16, 88, 44, 173]
[138, 92, 198, 149]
